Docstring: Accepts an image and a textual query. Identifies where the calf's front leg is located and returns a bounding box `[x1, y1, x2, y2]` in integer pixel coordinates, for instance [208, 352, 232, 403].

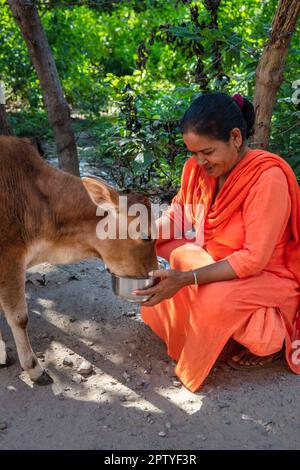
[0, 271, 52, 385]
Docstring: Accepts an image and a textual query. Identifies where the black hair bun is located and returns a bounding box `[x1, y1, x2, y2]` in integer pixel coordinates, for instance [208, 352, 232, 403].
[241, 97, 255, 138]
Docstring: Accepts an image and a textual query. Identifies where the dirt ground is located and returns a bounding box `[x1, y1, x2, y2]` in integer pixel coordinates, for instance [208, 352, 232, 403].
[0, 258, 299, 450]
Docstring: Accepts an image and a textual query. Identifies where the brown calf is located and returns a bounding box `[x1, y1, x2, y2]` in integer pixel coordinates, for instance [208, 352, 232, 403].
[0, 136, 157, 384]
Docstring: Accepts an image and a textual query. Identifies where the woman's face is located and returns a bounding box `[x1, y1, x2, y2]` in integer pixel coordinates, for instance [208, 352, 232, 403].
[183, 129, 243, 178]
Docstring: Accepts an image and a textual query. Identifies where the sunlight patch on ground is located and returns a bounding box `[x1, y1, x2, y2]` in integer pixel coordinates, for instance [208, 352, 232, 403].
[36, 298, 56, 310]
[155, 386, 206, 415]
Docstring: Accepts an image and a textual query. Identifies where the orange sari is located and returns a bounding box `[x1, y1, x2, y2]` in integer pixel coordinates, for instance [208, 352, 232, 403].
[141, 149, 300, 392]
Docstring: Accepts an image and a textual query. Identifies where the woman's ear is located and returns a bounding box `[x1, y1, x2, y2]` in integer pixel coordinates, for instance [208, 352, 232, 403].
[231, 128, 243, 150]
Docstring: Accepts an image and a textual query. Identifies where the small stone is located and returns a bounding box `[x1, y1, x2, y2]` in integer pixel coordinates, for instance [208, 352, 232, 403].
[165, 422, 172, 429]
[241, 414, 251, 421]
[122, 372, 130, 381]
[26, 273, 47, 286]
[72, 374, 82, 384]
[87, 341, 94, 347]
[172, 380, 182, 388]
[40, 333, 48, 339]
[126, 311, 136, 317]
[196, 434, 207, 441]
[7, 385, 17, 392]
[69, 317, 77, 323]
[78, 360, 93, 376]
[135, 380, 150, 390]
[0, 422, 8, 431]
[63, 356, 73, 367]
[158, 431, 166, 437]
[224, 420, 232, 425]
[264, 421, 274, 432]
[69, 274, 80, 281]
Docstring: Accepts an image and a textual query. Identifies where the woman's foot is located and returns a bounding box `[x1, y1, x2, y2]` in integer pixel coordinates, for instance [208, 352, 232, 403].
[227, 348, 283, 370]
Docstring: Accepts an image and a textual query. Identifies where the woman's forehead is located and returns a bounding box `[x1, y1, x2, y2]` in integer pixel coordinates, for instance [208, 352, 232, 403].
[183, 132, 216, 151]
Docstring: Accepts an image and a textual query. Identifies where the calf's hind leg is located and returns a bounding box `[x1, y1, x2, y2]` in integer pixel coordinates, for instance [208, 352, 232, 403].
[0, 267, 52, 385]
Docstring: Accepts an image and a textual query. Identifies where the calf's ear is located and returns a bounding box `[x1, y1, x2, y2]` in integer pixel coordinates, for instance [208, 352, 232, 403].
[81, 176, 118, 207]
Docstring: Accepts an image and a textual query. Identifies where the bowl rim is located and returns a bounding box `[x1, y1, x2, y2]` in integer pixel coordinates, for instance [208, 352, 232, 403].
[106, 267, 152, 281]
[105, 256, 170, 281]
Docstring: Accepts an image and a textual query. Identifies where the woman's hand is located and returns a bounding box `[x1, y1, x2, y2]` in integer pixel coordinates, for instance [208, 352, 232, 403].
[133, 269, 192, 307]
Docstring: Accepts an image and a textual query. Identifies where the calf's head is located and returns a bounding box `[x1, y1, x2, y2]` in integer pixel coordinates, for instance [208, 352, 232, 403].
[82, 176, 158, 278]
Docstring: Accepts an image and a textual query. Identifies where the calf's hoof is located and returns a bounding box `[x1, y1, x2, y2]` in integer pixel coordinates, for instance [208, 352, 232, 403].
[34, 370, 53, 386]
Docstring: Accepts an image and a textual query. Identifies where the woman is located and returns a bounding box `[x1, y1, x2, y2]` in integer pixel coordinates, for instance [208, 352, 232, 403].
[134, 92, 300, 392]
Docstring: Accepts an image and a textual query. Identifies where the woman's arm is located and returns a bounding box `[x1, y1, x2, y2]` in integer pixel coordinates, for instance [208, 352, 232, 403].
[181, 259, 238, 286]
[134, 260, 237, 306]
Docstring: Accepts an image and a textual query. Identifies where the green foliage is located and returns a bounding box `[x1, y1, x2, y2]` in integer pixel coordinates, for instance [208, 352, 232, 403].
[9, 110, 52, 139]
[0, 0, 299, 191]
[96, 90, 191, 197]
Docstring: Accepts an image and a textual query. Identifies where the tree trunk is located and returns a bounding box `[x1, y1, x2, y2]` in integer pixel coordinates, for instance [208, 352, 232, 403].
[0, 81, 13, 135]
[251, 0, 300, 149]
[8, 0, 80, 175]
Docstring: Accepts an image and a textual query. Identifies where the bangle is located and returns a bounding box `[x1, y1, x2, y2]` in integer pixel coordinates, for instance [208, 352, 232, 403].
[193, 271, 198, 286]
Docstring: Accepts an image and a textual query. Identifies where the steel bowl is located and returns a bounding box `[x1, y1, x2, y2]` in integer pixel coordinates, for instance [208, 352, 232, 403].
[107, 256, 170, 303]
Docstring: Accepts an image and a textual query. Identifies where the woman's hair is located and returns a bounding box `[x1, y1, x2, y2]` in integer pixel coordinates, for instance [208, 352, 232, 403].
[180, 92, 255, 141]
